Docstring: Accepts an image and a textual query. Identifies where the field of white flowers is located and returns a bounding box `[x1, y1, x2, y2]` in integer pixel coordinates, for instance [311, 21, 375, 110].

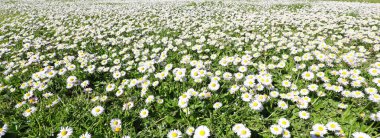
[0, 0, 379, 137]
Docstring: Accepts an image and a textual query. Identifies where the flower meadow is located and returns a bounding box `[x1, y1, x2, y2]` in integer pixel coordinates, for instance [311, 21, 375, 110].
[0, 0, 380, 137]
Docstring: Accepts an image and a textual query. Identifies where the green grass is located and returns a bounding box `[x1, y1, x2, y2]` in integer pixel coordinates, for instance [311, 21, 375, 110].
[0, 0, 380, 137]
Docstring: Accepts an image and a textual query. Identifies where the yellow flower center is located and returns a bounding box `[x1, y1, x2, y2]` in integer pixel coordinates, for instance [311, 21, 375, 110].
[61, 130, 67, 136]
[274, 127, 279, 131]
[199, 130, 206, 136]
[171, 132, 178, 137]
[115, 127, 121, 132]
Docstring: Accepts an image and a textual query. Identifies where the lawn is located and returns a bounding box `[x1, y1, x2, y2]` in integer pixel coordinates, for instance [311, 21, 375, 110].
[0, 0, 379, 138]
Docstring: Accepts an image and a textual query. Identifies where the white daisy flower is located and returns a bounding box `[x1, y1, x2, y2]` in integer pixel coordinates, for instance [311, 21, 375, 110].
[167, 129, 182, 138]
[139, 109, 149, 118]
[194, 125, 210, 138]
[57, 126, 73, 138]
[91, 106, 104, 117]
[270, 124, 283, 135]
[278, 118, 290, 128]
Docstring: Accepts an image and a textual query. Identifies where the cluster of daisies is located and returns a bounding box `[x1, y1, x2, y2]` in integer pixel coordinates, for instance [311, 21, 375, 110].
[167, 126, 209, 138]
[232, 124, 252, 138]
[269, 118, 291, 138]
[0, 0, 379, 137]
[310, 122, 344, 137]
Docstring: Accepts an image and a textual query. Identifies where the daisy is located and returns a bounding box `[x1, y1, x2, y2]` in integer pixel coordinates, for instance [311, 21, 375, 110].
[241, 93, 252, 102]
[222, 72, 233, 80]
[100, 96, 108, 102]
[115, 89, 124, 97]
[0, 124, 8, 137]
[243, 79, 255, 88]
[368, 68, 379, 76]
[80, 80, 89, 88]
[299, 111, 310, 119]
[369, 94, 380, 103]
[312, 124, 327, 135]
[123, 102, 134, 110]
[338, 103, 348, 109]
[249, 100, 263, 111]
[57, 126, 73, 138]
[111, 125, 122, 133]
[310, 131, 324, 138]
[139, 109, 149, 118]
[186, 126, 195, 136]
[178, 99, 188, 108]
[300, 89, 309, 95]
[208, 81, 220, 91]
[167, 129, 182, 138]
[105, 83, 115, 92]
[270, 124, 283, 135]
[237, 127, 251, 138]
[269, 91, 279, 98]
[23, 106, 37, 117]
[238, 66, 247, 73]
[66, 76, 77, 84]
[339, 69, 350, 78]
[351, 91, 364, 98]
[278, 118, 290, 128]
[352, 132, 371, 138]
[194, 125, 210, 138]
[326, 121, 341, 131]
[23, 91, 34, 100]
[110, 118, 122, 127]
[278, 100, 288, 110]
[79, 132, 91, 138]
[282, 80, 292, 88]
[232, 124, 245, 133]
[308, 84, 318, 91]
[145, 95, 155, 104]
[364, 87, 378, 95]
[283, 129, 291, 138]
[213, 102, 222, 110]
[302, 71, 314, 80]
[91, 106, 104, 117]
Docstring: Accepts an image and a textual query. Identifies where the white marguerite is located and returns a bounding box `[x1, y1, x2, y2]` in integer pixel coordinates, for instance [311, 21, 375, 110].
[57, 126, 73, 138]
[194, 125, 210, 138]
[91, 106, 104, 117]
[139, 109, 149, 118]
